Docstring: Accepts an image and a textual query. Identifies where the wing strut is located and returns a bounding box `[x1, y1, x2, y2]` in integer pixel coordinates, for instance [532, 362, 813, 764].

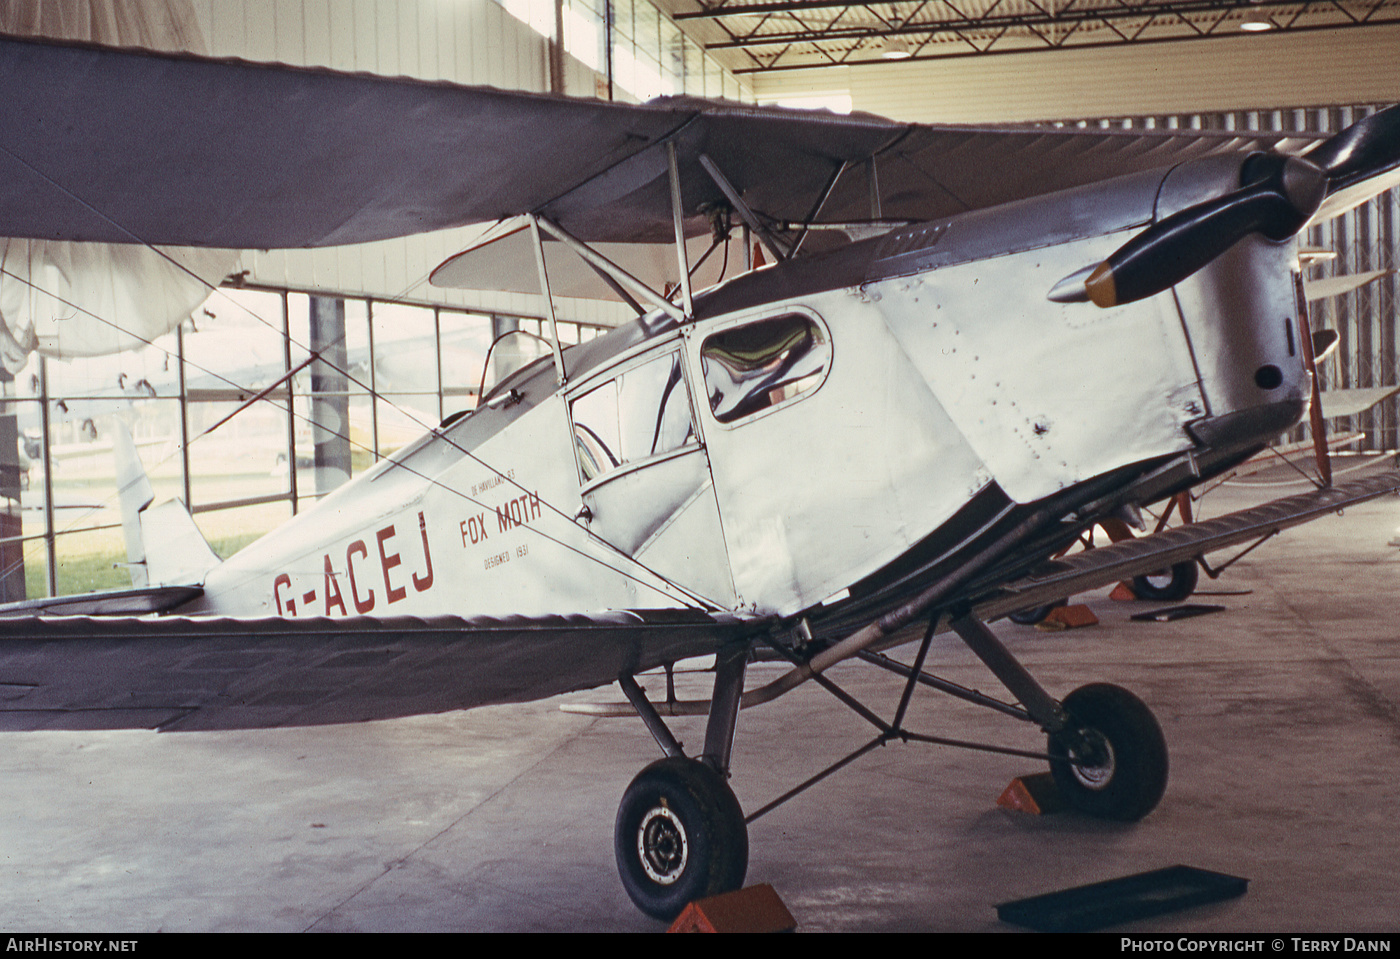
[698, 154, 791, 263]
[527, 214, 569, 387]
[533, 216, 687, 322]
[667, 142, 695, 319]
[790, 160, 850, 258]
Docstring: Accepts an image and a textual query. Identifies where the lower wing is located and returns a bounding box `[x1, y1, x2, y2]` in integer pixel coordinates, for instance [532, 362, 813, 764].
[0, 609, 757, 732]
[973, 468, 1400, 622]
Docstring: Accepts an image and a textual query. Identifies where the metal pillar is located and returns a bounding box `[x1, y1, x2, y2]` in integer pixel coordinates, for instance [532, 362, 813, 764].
[0, 365, 22, 601]
[308, 296, 351, 495]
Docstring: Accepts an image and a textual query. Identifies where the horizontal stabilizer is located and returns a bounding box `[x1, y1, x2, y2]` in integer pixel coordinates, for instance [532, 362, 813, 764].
[0, 585, 202, 617]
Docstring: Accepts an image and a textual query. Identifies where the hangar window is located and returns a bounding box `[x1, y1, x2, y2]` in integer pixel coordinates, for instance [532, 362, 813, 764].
[700, 313, 830, 424]
[570, 350, 696, 483]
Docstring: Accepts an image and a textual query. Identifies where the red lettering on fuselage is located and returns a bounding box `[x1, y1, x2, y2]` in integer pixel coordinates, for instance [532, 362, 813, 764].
[273, 573, 295, 616]
[323, 554, 347, 615]
[461, 513, 489, 545]
[495, 491, 542, 533]
[377, 525, 407, 604]
[275, 511, 438, 618]
[413, 511, 434, 592]
[347, 539, 375, 613]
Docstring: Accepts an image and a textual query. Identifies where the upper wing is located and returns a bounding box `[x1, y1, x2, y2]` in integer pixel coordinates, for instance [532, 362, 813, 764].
[969, 468, 1400, 623]
[0, 33, 1316, 250]
[0, 608, 759, 731]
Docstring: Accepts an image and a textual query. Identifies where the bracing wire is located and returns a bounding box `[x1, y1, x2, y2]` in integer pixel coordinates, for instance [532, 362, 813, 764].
[0, 142, 714, 609]
[0, 265, 708, 610]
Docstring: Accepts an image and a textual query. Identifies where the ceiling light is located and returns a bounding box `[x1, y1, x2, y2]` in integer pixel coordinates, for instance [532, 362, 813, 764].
[881, 38, 912, 59]
[1240, 12, 1274, 30]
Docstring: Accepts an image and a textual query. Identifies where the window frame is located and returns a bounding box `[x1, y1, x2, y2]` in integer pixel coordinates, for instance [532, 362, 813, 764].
[694, 307, 833, 430]
[565, 341, 703, 493]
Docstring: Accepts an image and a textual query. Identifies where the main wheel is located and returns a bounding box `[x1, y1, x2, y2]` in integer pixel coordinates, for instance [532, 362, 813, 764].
[1048, 683, 1169, 822]
[615, 756, 748, 920]
[1131, 561, 1199, 601]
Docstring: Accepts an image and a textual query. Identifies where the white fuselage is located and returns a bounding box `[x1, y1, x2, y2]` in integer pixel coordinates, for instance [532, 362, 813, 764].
[183, 155, 1309, 622]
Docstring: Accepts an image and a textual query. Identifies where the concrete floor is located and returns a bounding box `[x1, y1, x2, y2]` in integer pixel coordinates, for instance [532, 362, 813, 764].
[3, 466, 1399, 932]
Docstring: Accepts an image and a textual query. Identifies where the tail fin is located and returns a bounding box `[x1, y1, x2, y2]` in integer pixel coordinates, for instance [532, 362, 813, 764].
[111, 424, 221, 587]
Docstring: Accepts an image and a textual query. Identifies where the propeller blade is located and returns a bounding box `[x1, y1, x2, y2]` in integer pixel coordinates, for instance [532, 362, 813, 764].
[1075, 107, 1400, 310]
[1308, 104, 1400, 198]
[1083, 154, 1326, 308]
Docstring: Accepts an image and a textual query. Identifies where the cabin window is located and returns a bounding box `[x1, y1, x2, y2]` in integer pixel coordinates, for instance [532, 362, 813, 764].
[700, 313, 830, 424]
[571, 350, 696, 483]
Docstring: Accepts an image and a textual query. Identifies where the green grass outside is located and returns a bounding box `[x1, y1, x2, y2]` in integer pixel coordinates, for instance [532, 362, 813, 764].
[23, 527, 273, 600]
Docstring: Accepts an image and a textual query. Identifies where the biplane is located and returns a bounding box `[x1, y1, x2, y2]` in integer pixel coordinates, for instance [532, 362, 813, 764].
[0, 32, 1398, 920]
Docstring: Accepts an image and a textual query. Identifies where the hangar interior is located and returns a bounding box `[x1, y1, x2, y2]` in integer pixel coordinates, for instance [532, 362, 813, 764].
[1, 0, 1397, 603]
[2, 0, 1400, 935]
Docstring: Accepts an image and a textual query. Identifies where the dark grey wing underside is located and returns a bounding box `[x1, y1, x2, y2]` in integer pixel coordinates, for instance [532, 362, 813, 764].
[0, 35, 686, 248]
[0, 610, 757, 732]
[971, 469, 1400, 622]
[0, 34, 1316, 250]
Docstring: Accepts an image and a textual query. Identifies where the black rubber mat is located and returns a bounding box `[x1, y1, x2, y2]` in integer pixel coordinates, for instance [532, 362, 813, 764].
[997, 865, 1248, 932]
[1131, 604, 1227, 622]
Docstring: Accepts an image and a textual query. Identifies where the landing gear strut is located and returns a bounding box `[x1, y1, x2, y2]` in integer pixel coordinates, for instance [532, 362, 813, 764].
[614, 642, 750, 920]
[611, 613, 1172, 918]
[950, 614, 1167, 821]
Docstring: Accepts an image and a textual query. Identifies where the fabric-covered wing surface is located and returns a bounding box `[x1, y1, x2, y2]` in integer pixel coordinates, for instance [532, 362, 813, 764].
[0, 34, 687, 248]
[0, 33, 1321, 252]
[969, 469, 1400, 623]
[0, 609, 757, 731]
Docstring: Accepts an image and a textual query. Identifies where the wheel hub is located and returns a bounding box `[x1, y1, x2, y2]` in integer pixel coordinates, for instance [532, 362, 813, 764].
[637, 804, 688, 884]
[1071, 730, 1116, 790]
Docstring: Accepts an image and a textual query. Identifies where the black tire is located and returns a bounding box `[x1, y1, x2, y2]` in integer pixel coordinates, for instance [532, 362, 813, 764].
[1131, 561, 1199, 602]
[615, 756, 748, 920]
[1048, 683, 1169, 822]
[1009, 600, 1068, 626]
